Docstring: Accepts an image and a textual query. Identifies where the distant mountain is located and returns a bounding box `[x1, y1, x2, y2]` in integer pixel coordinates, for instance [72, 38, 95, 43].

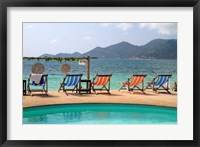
[83, 39, 177, 59]
[39, 39, 177, 59]
[83, 41, 140, 58]
[137, 39, 177, 59]
[39, 53, 55, 57]
[40, 52, 81, 58]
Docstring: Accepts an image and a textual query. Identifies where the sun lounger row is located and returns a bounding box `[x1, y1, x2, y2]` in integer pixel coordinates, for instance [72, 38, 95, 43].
[27, 74, 173, 96]
[118, 74, 172, 94]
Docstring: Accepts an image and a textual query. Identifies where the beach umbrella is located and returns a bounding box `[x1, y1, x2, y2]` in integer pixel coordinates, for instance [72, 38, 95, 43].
[61, 63, 71, 74]
[31, 62, 45, 74]
[24, 56, 96, 80]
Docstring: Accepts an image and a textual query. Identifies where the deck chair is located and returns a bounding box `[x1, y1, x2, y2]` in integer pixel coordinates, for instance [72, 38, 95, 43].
[118, 74, 147, 93]
[145, 75, 172, 94]
[27, 74, 48, 95]
[58, 74, 83, 95]
[91, 74, 112, 94]
[172, 82, 177, 92]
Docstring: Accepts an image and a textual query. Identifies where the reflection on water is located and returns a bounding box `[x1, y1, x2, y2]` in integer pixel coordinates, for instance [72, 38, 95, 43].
[23, 104, 177, 124]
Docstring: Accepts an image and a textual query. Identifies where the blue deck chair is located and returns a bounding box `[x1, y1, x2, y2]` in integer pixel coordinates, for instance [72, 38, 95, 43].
[58, 74, 83, 95]
[27, 74, 48, 95]
[145, 75, 172, 94]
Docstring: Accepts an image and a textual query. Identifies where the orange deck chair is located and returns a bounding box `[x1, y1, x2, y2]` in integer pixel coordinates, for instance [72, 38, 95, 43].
[118, 74, 147, 93]
[91, 74, 112, 94]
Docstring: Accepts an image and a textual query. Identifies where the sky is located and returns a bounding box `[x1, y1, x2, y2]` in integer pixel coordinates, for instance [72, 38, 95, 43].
[23, 23, 177, 57]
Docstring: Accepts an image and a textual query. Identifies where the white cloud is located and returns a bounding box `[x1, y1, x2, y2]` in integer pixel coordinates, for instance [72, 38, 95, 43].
[50, 39, 58, 44]
[100, 23, 113, 27]
[139, 23, 177, 35]
[100, 23, 133, 31]
[115, 23, 133, 31]
[100, 23, 133, 35]
[83, 36, 92, 41]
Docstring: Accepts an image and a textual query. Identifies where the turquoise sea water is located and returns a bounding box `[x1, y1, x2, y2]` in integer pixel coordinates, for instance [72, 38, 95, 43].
[23, 104, 177, 124]
[23, 59, 177, 90]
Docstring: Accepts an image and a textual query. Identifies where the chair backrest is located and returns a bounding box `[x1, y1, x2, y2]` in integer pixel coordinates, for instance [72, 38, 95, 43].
[93, 74, 112, 86]
[31, 74, 48, 86]
[127, 75, 146, 86]
[64, 74, 83, 86]
[153, 75, 172, 86]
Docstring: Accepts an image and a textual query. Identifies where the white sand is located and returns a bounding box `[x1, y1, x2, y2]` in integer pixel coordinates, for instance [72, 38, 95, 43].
[23, 90, 177, 108]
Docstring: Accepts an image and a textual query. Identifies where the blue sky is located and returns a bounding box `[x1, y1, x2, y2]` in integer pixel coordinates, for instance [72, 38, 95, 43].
[23, 23, 177, 57]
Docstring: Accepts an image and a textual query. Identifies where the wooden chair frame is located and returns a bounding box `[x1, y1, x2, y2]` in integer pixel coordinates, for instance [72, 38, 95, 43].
[27, 74, 48, 96]
[91, 74, 112, 94]
[118, 74, 147, 94]
[145, 74, 172, 94]
[58, 74, 83, 96]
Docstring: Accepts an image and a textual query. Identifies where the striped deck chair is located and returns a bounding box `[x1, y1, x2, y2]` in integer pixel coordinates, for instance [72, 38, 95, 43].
[27, 74, 48, 95]
[91, 74, 112, 94]
[118, 74, 147, 93]
[145, 75, 172, 94]
[58, 74, 83, 95]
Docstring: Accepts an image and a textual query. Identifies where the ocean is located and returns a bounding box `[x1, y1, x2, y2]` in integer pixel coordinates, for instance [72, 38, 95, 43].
[23, 58, 177, 91]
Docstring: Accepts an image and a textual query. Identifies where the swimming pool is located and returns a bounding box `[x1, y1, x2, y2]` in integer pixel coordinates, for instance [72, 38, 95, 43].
[23, 104, 177, 124]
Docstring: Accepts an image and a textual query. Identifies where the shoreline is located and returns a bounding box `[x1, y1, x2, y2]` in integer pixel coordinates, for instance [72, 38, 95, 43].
[23, 90, 177, 108]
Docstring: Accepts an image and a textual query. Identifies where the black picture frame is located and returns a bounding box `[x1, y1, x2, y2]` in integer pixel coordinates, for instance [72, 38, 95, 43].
[0, 0, 199, 146]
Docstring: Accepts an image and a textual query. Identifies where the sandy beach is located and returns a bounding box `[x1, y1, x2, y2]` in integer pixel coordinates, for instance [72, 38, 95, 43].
[23, 90, 177, 108]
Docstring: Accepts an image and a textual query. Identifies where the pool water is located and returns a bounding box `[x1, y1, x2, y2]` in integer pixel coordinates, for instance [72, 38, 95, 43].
[23, 104, 177, 124]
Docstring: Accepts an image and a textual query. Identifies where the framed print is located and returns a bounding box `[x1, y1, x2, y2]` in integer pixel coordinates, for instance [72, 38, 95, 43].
[0, 0, 199, 146]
